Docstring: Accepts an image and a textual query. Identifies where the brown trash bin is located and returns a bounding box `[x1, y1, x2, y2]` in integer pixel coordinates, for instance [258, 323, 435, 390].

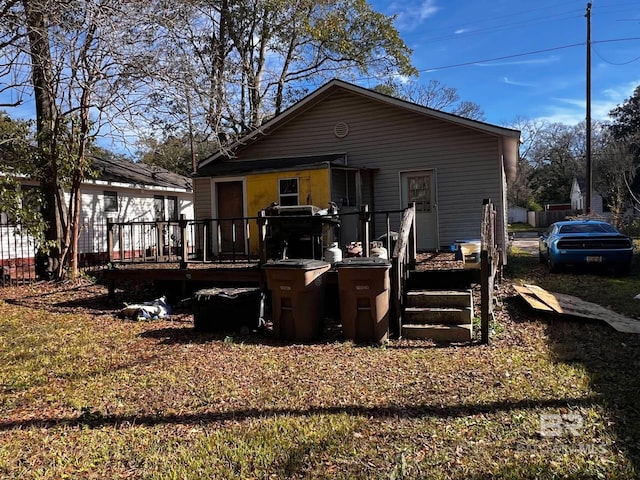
[335, 257, 391, 343]
[263, 259, 331, 342]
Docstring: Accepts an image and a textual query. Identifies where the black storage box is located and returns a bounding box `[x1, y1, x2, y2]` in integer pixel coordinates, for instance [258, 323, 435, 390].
[193, 287, 264, 332]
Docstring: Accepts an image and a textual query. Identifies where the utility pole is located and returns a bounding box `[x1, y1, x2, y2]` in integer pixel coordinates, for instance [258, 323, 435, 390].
[585, 2, 592, 214]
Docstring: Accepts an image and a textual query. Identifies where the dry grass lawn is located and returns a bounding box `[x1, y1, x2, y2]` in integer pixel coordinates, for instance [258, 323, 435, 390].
[1, 250, 639, 479]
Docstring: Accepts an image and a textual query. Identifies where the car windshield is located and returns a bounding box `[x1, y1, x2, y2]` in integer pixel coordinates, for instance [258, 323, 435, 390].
[558, 223, 617, 234]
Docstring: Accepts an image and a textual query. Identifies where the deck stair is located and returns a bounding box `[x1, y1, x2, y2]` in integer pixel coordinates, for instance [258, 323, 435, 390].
[402, 289, 474, 342]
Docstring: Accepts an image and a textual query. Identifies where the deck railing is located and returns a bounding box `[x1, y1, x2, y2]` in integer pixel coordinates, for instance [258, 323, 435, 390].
[480, 199, 498, 344]
[105, 205, 413, 268]
[389, 204, 417, 337]
[106, 216, 262, 266]
[0, 205, 416, 288]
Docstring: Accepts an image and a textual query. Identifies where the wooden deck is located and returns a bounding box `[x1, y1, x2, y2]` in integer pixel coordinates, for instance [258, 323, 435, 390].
[104, 252, 480, 301]
[104, 261, 265, 301]
[102, 201, 498, 343]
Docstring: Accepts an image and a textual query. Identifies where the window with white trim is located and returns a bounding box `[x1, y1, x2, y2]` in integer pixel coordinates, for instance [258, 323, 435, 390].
[278, 178, 299, 206]
[104, 191, 118, 214]
[153, 195, 165, 220]
[167, 196, 178, 221]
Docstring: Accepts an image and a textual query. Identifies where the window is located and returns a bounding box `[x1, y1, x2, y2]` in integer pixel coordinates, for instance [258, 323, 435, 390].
[407, 175, 431, 212]
[153, 195, 165, 220]
[279, 178, 299, 206]
[167, 196, 178, 221]
[104, 191, 118, 214]
[0, 185, 40, 224]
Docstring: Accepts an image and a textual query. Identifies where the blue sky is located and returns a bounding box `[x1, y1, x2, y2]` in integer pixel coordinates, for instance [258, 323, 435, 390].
[3, 0, 638, 149]
[367, 0, 640, 127]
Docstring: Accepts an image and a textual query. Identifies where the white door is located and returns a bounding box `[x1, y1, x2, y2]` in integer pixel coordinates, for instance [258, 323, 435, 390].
[400, 170, 438, 250]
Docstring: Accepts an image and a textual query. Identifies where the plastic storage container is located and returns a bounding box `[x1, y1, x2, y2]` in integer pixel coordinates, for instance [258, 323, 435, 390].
[455, 239, 481, 265]
[193, 287, 264, 332]
[334, 257, 392, 343]
[263, 259, 331, 341]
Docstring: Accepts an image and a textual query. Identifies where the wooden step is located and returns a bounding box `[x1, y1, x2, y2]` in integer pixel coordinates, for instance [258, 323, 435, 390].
[402, 323, 473, 342]
[406, 289, 473, 309]
[404, 306, 472, 325]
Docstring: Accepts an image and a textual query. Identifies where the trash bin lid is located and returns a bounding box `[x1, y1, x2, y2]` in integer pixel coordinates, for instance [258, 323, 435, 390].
[194, 287, 262, 300]
[334, 257, 391, 268]
[262, 258, 330, 270]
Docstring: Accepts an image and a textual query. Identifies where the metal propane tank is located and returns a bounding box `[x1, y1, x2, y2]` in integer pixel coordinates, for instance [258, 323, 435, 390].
[324, 242, 343, 265]
[370, 241, 388, 260]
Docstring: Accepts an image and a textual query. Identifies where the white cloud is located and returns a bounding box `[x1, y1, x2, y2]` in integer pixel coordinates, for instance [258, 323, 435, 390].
[390, 0, 440, 30]
[601, 80, 640, 108]
[503, 77, 535, 87]
[475, 56, 561, 68]
[536, 80, 640, 125]
[454, 29, 468, 34]
[418, 0, 439, 20]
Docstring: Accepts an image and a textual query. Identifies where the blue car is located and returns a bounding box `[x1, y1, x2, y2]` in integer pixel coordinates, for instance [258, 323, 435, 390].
[538, 220, 634, 274]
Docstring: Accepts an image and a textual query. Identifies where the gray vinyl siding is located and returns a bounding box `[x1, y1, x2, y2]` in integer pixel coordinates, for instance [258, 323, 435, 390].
[216, 90, 507, 251]
[193, 176, 212, 218]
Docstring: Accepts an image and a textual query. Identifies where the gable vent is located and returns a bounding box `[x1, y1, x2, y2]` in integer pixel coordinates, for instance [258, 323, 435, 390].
[334, 122, 349, 138]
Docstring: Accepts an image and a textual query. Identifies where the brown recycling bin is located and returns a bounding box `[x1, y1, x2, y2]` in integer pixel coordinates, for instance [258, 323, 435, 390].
[263, 259, 331, 342]
[335, 257, 391, 343]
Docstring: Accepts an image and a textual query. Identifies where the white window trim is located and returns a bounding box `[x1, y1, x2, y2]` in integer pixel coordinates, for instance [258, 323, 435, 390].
[279, 177, 299, 205]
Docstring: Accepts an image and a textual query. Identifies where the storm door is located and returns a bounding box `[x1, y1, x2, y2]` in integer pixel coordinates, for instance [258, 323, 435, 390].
[400, 170, 438, 250]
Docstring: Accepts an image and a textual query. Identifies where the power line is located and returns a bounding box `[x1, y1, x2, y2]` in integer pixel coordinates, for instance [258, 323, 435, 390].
[593, 46, 640, 65]
[413, 1, 580, 38]
[415, 43, 584, 73]
[418, 11, 583, 44]
[413, 37, 640, 74]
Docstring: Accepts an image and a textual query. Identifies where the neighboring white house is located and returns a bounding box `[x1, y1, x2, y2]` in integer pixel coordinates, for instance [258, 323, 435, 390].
[1, 157, 193, 264]
[570, 177, 604, 215]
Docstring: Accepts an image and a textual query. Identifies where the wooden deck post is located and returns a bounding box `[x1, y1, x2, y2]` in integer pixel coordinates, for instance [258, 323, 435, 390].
[258, 210, 267, 265]
[409, 202, 417, 270]
[107, 217, 114, 263]
[155, 221, 163, 263]
[481, 248, 490, 344]
[179, 214, 188, 269]
[391, 256, 402, 338]
[361, 204, 370, 257]
[480, 199, 492, 345]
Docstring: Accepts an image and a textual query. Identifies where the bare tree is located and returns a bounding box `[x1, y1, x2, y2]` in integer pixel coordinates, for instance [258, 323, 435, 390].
[1, 0, 154, 279]
[594, 138, 636, 227]
[374, 79, 485, 121]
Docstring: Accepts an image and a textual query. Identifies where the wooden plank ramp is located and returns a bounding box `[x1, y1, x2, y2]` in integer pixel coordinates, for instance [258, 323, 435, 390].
[515, 284, 640, 334]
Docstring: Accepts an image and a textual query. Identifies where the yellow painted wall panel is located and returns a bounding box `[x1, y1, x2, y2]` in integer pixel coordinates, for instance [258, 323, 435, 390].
[244, 168, 331, 253]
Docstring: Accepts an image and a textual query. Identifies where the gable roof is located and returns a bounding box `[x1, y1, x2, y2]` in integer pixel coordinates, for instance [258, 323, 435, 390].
[198, 79, 521, 174]
[90, 156, 192, 191]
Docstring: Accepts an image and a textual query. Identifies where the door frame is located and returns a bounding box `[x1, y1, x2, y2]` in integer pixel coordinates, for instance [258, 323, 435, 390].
[211, 177, 247, 254]
[398, 168, 440, 251]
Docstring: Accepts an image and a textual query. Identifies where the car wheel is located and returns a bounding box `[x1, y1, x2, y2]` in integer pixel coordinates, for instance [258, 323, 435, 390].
[548, 258, 561, 273]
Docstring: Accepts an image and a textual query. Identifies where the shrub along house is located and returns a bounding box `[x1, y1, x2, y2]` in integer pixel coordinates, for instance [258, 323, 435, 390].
[194, 79, 520, 264]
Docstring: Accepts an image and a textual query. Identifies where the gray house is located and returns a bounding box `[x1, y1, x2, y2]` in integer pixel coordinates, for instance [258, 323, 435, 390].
[194, 79, 520, 263]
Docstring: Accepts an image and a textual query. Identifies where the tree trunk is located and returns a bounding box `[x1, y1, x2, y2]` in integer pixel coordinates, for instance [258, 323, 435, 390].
[22, 0, 63, 274]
